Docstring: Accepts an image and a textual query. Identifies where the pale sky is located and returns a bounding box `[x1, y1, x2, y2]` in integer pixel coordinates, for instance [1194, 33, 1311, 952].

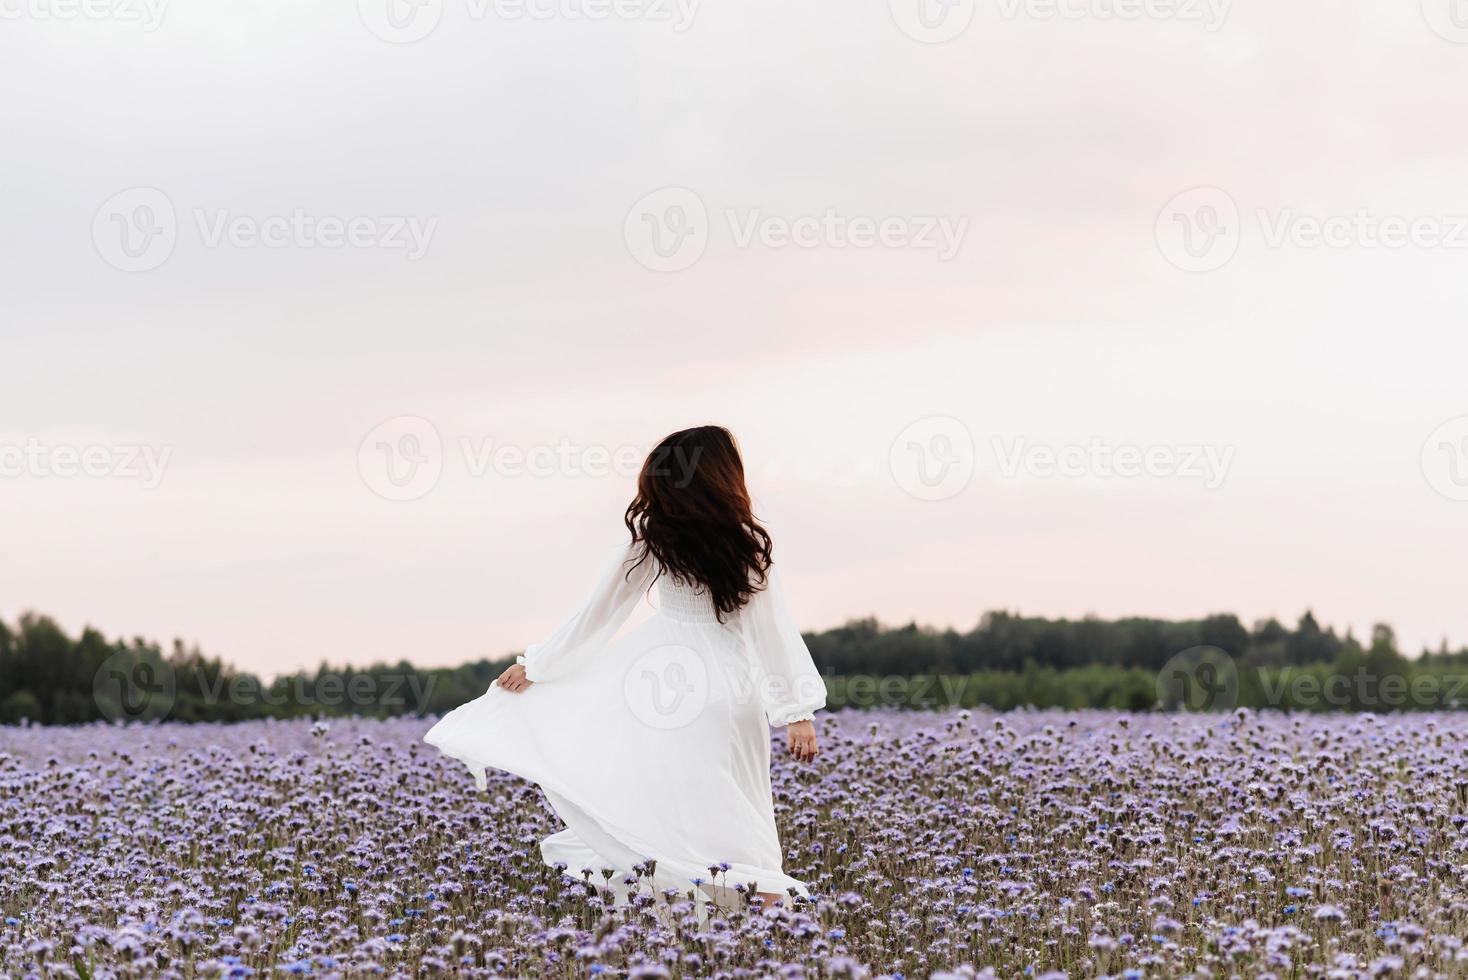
[3, 0, 1468, 676]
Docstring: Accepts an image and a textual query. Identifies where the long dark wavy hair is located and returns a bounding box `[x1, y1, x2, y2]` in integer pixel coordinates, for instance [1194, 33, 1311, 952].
[624, 426, 773, 620]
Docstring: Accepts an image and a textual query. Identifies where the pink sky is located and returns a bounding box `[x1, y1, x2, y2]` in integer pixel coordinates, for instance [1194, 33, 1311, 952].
[3, 0, 1468, 675]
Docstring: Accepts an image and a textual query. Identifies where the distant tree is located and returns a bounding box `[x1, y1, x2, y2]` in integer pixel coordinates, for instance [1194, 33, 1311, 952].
[1285, 611, 1338, 665]
[0, 689, 41, 725]
[1364, 623, 1406, 675]
[0, 619, 13, 703]
[0, 604, 1455, 723]
[1200, 614, 1249, 657]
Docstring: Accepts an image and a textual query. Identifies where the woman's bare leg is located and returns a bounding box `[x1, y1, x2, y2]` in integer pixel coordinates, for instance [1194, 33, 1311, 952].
[756, 891, 783, 909]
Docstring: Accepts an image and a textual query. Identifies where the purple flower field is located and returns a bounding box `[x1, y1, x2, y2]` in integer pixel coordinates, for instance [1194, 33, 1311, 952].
[3, 710, 1466, 978]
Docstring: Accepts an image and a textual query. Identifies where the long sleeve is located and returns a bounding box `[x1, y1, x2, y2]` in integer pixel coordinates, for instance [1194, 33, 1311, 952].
[738, 563, 828, 727]
[518, 541, 654, 684]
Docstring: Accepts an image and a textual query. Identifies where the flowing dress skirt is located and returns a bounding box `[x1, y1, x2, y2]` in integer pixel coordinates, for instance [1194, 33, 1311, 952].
[424, 611, 808, 902]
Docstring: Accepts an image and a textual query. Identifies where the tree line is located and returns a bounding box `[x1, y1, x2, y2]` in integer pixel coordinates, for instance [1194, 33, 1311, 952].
[2, 608, 1466, 724]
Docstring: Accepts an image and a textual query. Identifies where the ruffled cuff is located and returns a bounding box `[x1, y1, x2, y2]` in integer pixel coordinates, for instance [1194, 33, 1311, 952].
[763, 675, 827, 727]
[768, 705, 821, 727]
[515, 653, 540, 683]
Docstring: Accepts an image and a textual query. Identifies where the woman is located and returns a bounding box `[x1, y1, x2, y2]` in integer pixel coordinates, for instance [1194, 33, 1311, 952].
[424, 425, 826, 910]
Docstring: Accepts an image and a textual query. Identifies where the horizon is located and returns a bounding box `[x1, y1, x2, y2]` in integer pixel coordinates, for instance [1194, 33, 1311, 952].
[5, 599, 1450, 686]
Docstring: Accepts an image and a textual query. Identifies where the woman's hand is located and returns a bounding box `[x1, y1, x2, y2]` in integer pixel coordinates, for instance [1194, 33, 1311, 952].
[496, 663, 532, 693]
[786, 719, 819, 762]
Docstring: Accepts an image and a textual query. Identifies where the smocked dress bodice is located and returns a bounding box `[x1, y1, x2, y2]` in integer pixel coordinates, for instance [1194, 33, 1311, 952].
[655, 575, 722, 624]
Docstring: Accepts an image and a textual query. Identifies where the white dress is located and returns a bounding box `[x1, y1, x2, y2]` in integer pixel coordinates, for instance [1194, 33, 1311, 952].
[424, 541, 827, 902]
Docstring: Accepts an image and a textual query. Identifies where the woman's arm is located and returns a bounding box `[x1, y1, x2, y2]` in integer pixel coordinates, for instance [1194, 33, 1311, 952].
[499, 539, 654, 689]
[739, 563, 828, 744]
